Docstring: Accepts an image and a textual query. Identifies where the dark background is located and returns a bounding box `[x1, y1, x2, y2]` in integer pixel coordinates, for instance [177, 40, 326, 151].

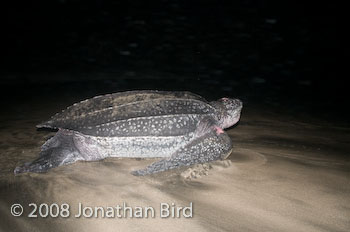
[1, 0, 343, 123]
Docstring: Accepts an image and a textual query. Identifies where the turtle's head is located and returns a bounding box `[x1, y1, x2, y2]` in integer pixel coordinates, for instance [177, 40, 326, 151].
[211, 98, 243, 129]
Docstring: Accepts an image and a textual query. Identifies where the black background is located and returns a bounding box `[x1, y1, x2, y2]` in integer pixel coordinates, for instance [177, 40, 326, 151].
[1, 0, 343, 123]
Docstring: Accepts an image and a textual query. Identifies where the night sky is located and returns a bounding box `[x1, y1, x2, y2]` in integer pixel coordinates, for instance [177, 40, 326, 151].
[2, 0, 343, 122]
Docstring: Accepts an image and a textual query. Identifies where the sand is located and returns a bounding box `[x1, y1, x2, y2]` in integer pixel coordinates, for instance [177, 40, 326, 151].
[0, 98, 349, 232]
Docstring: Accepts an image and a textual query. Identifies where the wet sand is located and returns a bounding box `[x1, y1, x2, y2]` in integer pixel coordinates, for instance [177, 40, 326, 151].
[0, 91, 349, 232]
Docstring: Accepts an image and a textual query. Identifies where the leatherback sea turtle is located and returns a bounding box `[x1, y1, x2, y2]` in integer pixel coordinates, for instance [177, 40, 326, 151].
[14, 90, 242, 175]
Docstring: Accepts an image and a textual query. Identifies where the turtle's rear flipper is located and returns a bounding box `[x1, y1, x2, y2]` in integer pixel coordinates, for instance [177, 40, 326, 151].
[14, 130, 86, 174]
[132, 120, 233, 176]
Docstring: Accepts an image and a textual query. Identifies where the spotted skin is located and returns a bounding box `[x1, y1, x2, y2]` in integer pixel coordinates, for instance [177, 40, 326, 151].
[37, 91, 207, 130]
[132, 119, 233, 175]
[14, 91, 242, 175]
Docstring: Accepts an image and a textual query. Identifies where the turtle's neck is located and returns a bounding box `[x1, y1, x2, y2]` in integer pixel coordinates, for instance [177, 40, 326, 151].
[209, 101, 228, 129]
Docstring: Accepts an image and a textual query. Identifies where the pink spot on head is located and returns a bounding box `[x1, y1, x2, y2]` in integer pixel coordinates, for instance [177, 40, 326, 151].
[214, 126, 224, 135]
[221, 97, 229, 101]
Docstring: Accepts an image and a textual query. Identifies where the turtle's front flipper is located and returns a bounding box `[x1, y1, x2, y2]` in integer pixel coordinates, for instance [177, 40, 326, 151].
[132, 119, 233, 176]
[14, 130, 102, 174]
